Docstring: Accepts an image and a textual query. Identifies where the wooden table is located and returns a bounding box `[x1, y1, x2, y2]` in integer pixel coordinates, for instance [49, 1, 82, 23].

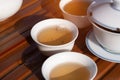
[0, 0, 120, 80]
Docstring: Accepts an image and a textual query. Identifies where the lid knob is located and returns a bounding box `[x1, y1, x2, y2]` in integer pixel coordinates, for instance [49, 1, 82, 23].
[112, 0, 120, 10]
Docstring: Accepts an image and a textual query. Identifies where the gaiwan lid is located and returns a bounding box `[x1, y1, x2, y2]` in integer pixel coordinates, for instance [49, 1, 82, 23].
[88, 0, 120, 32]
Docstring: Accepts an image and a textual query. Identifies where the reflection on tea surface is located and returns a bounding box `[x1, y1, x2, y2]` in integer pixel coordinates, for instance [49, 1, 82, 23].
[37, 26, 73, 45]
[50, 63, 90, 80]
[64, 0, 91, 16]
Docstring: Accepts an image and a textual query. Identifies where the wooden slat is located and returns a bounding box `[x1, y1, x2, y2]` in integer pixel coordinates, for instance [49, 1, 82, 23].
[0, 0, 52, 79]
[25, 65, 45, 80]
[102, 64, 120, 80]
[0, 60, 22, 79]
[0, 9, 48, 46]
[2, 47, 46, 80]
[26, 74, 39, 80]
[0, 0, 42, 32]
[0, 41, 29, 78]
[0, 32, 26, 54]
[94, 60, 116, 80]
[2, 64, 32, 80]
[21, 0, 38, 10]
[40, 0, 62, 18]
[0, 39, 28, 59]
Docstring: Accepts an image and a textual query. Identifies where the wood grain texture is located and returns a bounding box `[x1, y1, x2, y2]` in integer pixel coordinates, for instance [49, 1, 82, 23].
[0, 0, 119, 80]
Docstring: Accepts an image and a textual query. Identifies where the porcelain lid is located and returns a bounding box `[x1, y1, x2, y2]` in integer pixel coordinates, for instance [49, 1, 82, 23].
[89, 0, 120, 31]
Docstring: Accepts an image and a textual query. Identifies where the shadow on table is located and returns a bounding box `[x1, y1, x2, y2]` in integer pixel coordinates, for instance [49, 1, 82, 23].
[14, 14, 49, 80]
[75, 25, 92, 53]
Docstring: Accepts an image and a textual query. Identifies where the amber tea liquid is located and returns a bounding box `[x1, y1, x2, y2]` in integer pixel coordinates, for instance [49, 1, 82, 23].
[64, 0, 91, 16]
[50, 62, 90, 80]
[37, 26, 73, 45]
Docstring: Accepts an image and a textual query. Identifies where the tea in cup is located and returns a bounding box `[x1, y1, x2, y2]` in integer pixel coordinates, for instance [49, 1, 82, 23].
[59, 0, 93, 29]
[42, 52, 97, 80]
[31, 18, 78, 56]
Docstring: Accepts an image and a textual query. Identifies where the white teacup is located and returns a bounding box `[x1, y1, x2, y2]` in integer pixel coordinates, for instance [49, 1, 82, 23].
[59, 0, 93, 29]
[31, 18, 78, 56]
[42, 52, 97, 80]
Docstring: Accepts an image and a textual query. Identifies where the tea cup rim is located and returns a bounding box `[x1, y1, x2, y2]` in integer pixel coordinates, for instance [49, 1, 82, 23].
[41, 51, 98, 80]
[30, 18, 79, 48]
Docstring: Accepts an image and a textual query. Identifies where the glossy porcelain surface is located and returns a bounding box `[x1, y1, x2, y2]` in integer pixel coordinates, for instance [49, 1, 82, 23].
[88, 0, 120, 31]
[59, 0, 93, 29]
[0, 0, 23, 21]
[31, 18, 79, 56]
[42, 52, 97, 80]
[88, 0, 120, 53]
[86, 30, 120, 63]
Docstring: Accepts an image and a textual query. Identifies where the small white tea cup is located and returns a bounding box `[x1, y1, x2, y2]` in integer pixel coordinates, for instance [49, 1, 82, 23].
[59, 0, 93, 29]
[31, 18, 78, 56]
[42, 52, 97, 80]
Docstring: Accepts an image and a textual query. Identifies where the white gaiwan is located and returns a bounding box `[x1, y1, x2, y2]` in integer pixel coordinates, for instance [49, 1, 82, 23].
[0, 0, 23, 21]
[88, 0, 120, 53]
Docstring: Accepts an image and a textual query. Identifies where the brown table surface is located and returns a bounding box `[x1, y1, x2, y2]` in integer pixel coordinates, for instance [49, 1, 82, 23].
[0, 0, 120, 80]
